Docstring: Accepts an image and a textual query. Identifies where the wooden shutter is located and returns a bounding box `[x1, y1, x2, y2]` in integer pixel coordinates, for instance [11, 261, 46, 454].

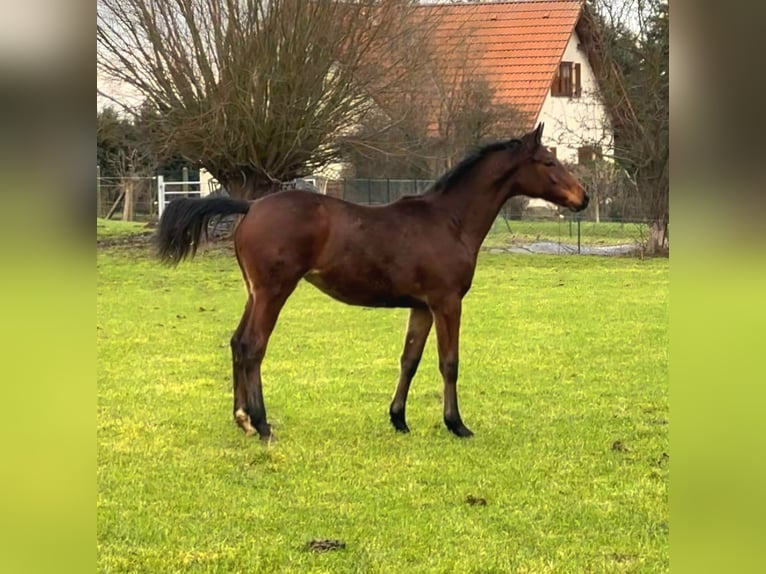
[578, 145, 602, 164]
[551, 66, 561, 96]
[561, 63, 572, 97]
[553, 62, 579, 97]
[574, 63, 582, 97]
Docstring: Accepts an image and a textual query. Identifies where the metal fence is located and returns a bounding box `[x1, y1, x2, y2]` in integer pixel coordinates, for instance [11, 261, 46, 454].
[335, 178, 663, 255]
[96, 174, 158, 220]
[157, 175, 206, 217]
[96, 172, 664, 255]
[97, 172, 207, 220]
[483, 215, 663, 256]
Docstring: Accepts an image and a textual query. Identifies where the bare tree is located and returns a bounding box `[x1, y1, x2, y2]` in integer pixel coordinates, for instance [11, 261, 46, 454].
[97, 0, 439, 199]
[97, 106, 158, 220]
[342, 21, 527, 178]
[426, 20, 529, 171]
[339, 103, 434, 179]
[97, 107, 154, 179]
[431, 75, 527, 173]
[580, 0, 669, 253]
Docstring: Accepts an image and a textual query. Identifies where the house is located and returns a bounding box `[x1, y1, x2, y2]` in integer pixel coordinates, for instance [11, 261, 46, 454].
[422, 0, 613, 166]
[325, 1, 616, 208]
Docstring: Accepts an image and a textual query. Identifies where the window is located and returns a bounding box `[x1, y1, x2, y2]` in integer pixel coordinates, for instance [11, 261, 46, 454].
[551, 62, 582, 98]
[578, 145, 602, 165]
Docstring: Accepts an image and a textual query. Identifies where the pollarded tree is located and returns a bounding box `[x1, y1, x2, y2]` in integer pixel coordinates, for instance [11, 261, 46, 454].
[97, 0, 441, 199]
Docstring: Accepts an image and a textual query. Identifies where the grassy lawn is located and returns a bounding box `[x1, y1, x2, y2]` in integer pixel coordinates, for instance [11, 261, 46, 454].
[97, 234, 668, 573]
[97, 218, 152, 239]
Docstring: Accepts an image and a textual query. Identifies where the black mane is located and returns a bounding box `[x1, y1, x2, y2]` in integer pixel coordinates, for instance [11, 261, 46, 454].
[430, 139, 522, 193]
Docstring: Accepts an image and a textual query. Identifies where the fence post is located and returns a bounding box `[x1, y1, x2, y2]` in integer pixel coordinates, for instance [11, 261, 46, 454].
[96, 165, 102, 218]
[594, 190, 600, 223]
[367, 179, 372, 205]
[182, 166, 189, 194]
[577, 217, 581, 254]
[150, 176, 157, 217]
[122, 179, 135, 221]
[157, 175, 165, 217]
[386, 179, 390, 203]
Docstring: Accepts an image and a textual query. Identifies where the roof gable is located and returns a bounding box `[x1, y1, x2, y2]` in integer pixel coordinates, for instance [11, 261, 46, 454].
[422, 0, 583, 125]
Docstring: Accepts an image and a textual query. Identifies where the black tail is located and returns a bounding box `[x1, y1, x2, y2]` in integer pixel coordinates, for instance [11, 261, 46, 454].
[156, 196, 251, 265]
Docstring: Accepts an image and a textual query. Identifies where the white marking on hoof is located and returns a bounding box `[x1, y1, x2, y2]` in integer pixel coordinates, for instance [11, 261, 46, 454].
[234, 408, 257, 436]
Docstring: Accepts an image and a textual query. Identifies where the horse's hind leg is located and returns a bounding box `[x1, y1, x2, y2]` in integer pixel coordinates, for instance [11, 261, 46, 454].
[231, 295, 257, 436]
[389, 307, 433, 433]
[238, 283, 298, 441]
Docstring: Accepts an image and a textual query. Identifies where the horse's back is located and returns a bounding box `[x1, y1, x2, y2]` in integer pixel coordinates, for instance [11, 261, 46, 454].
[242, 190, 434, 234]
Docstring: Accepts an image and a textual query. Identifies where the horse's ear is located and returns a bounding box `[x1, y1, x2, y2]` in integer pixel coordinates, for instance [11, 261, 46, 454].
[535, 123, 544, 145]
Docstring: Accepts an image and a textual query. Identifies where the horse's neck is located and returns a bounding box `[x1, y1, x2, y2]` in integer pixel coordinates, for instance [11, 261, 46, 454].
[437, 176, 509, 254]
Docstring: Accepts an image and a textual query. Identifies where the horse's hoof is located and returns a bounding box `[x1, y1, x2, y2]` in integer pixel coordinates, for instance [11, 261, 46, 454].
[445, 418, 474, 438]
[234, 408, 257, 436]
[389, 410, 410, 433]
[393, 423, 411, 433]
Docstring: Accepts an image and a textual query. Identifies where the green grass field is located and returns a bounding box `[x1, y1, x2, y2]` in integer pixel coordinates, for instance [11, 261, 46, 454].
[97, 230, 668, 573]
[97, 218, 151, 239]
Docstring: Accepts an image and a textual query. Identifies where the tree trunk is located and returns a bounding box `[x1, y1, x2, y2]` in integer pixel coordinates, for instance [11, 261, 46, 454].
[635, 167, 669, 256]
[199, 169, 281, 241]
[122, 180, 135, 221]
[218, 169, 281, 200]
[646, 215, 669, 256]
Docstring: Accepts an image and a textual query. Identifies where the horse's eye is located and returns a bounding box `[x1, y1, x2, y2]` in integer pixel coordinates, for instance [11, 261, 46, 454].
[544, 160, 556, 167]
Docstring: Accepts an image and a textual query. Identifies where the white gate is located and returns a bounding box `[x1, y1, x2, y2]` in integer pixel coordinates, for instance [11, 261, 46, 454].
[157, 175, 207, 217]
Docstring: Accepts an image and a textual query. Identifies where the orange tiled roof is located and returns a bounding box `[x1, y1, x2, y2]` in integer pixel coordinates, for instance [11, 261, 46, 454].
[420, 1, 583, 125]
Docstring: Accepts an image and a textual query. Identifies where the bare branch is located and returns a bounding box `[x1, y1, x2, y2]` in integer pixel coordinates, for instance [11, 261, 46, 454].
[97, 0, 441, 197]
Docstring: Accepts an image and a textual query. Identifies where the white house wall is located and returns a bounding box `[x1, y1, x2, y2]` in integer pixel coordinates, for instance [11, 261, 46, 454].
[537, 29, 613, 164]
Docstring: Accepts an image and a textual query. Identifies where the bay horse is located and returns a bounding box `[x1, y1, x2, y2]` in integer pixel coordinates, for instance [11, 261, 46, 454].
[156, 124, 588, 441]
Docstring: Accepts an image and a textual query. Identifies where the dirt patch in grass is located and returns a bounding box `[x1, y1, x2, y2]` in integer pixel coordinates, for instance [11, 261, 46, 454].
[97, 232, 155, 249]
[303, 539, 346, 553]
[611, 440, 628, 452]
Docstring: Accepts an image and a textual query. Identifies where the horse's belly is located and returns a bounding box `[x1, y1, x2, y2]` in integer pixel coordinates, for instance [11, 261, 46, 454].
[303, 270, 425, 308]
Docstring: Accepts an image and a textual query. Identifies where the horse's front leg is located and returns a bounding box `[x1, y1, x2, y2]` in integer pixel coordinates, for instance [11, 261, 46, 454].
[431, 296, 473, 438]
[389, 306, 433, 432]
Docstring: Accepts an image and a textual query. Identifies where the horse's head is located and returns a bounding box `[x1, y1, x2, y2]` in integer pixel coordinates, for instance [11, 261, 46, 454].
[510, 123, 589, 212]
